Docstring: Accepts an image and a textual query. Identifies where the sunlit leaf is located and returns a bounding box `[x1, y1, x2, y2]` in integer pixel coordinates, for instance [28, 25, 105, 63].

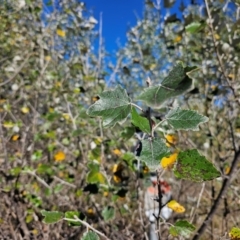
[140, 138, 170, 169]
[112, 149, 121, 156]
[11, 134, 20, 141]
[87, 85, 131, 127]
[165, 134, 178, 147]
[21, 106, 30, 114]
[229, 227, 240, 240]
[41, 210, 64, 224]
[170, 220, 196, 238]
[167, 200, 185, 213]
[45, 56, 51, 61]
[161, 152, 178, 169]
[173, 35, 182, 43]
[56, 29, 66, 37]
[3, 121, 15, 128]
[165, 108, 208, 131]
[87, 171, 106, 184]
[174, 149, 221, 182]
[54, 151, 66, 162]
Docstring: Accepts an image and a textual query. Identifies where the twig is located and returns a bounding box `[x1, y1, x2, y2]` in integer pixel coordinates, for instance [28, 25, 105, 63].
[24, 170, 51, 189]
[152, 119, 166, 132]
[53, 176, 76, 189]
[131, 103, 143, 112]
[190, 182, 205, 223]
[0, 113, 8, 167]
[192, 149, 240, 239]
[97, 12, 103, 79]
[228, 119, 237, 153]
[63, 216, 111, 240]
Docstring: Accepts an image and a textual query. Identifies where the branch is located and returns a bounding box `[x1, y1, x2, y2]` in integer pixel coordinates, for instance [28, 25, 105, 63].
[53, 176, 76, 189]
[192, 149, 240, 239]
[24, 170, 51, 189]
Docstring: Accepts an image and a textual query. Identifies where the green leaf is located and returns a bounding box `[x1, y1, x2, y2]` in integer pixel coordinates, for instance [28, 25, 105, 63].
[121, 126, 135, 140]
[131, 108, 151, 134]
[185, 21, 205, 33]
[87, 85, 131, 127]
[229, 227, 240, 239]
[41, 210, 64, 224]
[140, 138, 170, 169]
[174, 149, 221, 182]
[170, 220, 196, 238]
[102, 206, 115, 221]
[87, 171, 106, 184]
[65, 211, 81, 226]
[81, 231, 99, 240]
[137, 63, 196, 108]
[165, 108, 208, 131]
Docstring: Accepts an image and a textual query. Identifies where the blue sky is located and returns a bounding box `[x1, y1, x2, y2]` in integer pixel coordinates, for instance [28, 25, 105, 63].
[84, 0, 144, 53]
[83, 0, 196, 53]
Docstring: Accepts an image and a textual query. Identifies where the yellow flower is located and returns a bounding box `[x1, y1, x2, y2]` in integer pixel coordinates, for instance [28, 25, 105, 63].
[54, 151, 66, 162]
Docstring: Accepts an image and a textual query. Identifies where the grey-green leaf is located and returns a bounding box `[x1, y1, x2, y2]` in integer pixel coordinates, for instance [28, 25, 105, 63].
[174, 149, 221, 182]
[140, 138, 170, 170]
[131, 108, 151, 134]
[41, 210, 64, 224]
[102, 206, 115, 221]
[165, 108, 208, 131]
[87, 85, 131, 127]
[137, 63, 196, 108]
[170, 220, 196, 238]
[81, 231, 99, 240]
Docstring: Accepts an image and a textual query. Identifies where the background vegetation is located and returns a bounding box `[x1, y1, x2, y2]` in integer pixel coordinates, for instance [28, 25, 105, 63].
[0, 0, 240, 239]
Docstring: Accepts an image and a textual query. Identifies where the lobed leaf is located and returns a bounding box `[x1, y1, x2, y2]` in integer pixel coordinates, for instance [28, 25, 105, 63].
[165, 108, 208, 131]
[137, 63, 197, 108]
[87, 85, 131, 127]
[174, 149, 221, 182]
[140, 138, 170, 169]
